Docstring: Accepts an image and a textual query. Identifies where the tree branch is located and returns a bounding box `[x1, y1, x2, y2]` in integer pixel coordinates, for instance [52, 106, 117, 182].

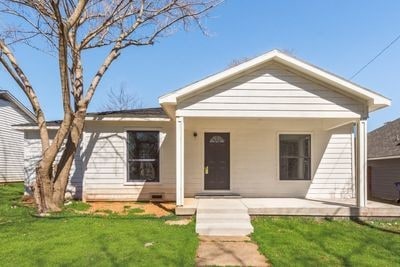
[0, 39, 49, 151]
[66, 0, 88, 29]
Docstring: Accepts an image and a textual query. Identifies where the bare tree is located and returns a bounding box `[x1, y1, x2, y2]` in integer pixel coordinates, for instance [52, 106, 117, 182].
[227, 49, 296, 68]
[0, 0, 220, 214]
[101, 85, 142, 111]
[227, 57, 252, 68]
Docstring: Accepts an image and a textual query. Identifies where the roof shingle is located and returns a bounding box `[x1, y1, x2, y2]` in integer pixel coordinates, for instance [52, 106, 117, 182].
[368, 118, 400, 159]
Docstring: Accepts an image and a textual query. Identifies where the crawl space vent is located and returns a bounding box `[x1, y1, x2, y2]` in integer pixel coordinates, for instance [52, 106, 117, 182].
[150, 193, 164, 202]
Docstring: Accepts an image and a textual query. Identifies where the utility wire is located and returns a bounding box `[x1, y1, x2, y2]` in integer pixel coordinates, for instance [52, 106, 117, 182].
[350, 33, 400, 80]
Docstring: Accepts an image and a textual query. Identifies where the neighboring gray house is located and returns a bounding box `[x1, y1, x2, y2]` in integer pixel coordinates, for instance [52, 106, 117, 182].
[0, 90, 36, 183]
[368, 118, 400, 201]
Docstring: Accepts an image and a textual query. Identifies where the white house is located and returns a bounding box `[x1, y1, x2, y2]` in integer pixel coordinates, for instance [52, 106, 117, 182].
[19, 50, 391, 212]
[0, 90, 36, 183]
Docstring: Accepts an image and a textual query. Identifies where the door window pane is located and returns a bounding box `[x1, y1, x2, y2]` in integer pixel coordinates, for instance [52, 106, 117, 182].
[279, 134, 311, 180]
[209, 135, 225, 143]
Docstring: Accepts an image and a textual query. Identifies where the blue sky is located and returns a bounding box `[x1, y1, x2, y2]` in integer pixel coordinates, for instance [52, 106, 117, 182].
[1, 0, 399, 130]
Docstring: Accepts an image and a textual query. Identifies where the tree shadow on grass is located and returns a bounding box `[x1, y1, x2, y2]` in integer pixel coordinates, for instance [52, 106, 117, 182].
[350, 217, 400, 235]
[152, 202, 175, 213]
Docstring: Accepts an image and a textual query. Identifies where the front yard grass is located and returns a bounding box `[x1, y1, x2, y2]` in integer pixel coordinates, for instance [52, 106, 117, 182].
[252, 217, 400, 267]
[0, 183, 198, 267]
[3, 183, 400, 267]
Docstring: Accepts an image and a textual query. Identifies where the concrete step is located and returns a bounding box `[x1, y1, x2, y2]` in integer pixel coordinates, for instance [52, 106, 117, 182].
[196, 213, 250, 223]
[196, 222, 254, 236]
[195, 195, 242, 199]
[197, 207, 248, 214]
[195, 192, 242, 199]
[196, 213, 250, 220]
[195, 199, 253, 236]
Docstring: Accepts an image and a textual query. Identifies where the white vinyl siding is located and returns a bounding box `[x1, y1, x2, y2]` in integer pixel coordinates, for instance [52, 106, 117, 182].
[0, 98, 33, 183]
[82, 121, 176, 201]
[177, 63, 365, 118]
[368, 159, 400, 201]
[306, 130, 354, 198]
[24, 130, 83, 198]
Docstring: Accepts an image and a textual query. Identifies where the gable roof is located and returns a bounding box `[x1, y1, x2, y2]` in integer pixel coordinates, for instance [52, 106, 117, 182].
[159, 50, 391, 112]
[0, 90, 36, 122]
[368, 118, 400, 160]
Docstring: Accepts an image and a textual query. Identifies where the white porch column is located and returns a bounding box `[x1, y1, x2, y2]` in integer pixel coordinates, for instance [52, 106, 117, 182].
[176, 116, 185, 206]
[356, 119, 368, 207]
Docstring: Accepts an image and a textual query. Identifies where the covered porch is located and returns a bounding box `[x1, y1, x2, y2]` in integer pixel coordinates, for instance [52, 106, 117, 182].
[176, 197, 400, 217]
[174, 117, 369, 213]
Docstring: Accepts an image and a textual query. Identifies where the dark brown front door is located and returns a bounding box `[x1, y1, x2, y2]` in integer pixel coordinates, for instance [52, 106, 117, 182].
[204, 133, 230, 190]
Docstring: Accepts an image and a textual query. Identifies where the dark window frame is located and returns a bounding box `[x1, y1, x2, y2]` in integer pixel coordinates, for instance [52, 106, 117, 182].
[126, 130, 160, 183]
[279, 134, 311, 181]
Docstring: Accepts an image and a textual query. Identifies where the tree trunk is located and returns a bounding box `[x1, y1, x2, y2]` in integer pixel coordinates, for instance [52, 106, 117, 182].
[52, 143, 76, 207]
[34, 109, 87, 213]
[34, 163, 61, 213]
[53, 114, 86, 206]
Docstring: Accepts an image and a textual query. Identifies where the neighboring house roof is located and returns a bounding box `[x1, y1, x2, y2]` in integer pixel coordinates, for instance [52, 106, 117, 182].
[159, 49, 391, 113]
[0, 90, 36, 122]
[368, 118, 400, 160]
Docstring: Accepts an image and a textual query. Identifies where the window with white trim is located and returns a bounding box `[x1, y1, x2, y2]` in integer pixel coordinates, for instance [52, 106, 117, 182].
[279, 134, 311, 180]
[127, 131, 159, 182]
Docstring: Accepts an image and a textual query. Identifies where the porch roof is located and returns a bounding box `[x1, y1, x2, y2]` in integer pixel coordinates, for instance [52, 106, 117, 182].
[159, 50, 391, 113]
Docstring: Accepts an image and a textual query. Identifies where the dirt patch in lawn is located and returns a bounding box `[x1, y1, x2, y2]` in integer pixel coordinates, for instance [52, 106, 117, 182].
[21, 195, 35, 206]
[86, 201, 175, 217]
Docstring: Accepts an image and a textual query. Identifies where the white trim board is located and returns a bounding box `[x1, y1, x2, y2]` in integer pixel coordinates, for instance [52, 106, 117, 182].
[368, 155, 400, 161]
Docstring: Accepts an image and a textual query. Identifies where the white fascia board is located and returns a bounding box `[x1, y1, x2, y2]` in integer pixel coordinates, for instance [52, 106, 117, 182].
[273, 54, 391, 109]
[85, 116, 170, 121]
[13, 125, 60, 131]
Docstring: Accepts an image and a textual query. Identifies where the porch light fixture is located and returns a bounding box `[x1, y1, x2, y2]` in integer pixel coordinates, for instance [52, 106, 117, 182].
[193, 132, 198, 137]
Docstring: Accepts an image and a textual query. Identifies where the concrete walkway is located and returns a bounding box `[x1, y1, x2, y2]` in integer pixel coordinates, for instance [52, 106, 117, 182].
[196, 236, 269, 267]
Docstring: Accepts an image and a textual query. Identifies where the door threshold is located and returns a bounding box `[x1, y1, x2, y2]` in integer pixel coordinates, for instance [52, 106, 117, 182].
[195, 192, 241, 199]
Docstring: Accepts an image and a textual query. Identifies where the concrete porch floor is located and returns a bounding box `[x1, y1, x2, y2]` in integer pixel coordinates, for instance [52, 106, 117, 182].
[176, 198, 400, 217]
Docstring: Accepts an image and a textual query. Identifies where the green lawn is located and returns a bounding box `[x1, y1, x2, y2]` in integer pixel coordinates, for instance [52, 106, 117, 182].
[252, 217, 400, 267]
[2, 183, 400, 267]
[0, 183, 198, 267]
